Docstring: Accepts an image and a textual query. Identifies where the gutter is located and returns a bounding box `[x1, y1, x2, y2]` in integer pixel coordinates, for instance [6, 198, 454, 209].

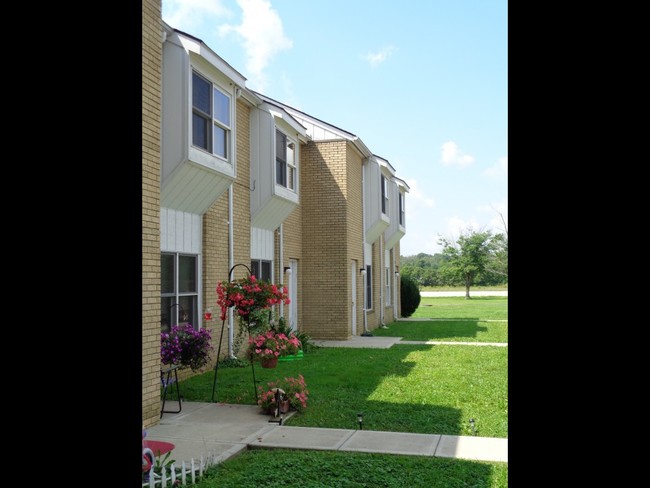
[361, 161, 369, 334]
[228, 184, 236, 358]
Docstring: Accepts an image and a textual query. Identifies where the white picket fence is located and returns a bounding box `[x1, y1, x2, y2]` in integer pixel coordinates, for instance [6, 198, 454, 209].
[142, 450, 218, 487]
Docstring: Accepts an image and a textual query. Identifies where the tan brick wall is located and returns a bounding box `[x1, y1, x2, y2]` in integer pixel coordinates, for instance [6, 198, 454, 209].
[346, 144, 365, 335]
[299, 140, 356, 339]
[202, 98, 253, 361]
[142, 0, 162, 429]
[280, 195, 303, 329]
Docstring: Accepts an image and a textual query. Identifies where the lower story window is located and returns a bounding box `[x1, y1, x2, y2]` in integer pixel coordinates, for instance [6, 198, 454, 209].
[250, 259, 272, 282]
[161, 252, 199, 333]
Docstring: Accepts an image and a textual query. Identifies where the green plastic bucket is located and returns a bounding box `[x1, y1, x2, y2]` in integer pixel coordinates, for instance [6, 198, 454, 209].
[278, 350, 304, 362]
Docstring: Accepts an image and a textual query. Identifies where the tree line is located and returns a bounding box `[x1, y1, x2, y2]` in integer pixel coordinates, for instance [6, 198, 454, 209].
[400, 227, 508, 295]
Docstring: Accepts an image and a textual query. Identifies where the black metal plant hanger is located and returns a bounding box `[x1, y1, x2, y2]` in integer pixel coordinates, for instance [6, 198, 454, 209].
[211, 263, 259, 403]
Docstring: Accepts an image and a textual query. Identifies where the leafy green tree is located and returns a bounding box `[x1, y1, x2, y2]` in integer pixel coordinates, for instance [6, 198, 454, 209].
[485, 211, 508, 280]
[438, 228, 502, 298]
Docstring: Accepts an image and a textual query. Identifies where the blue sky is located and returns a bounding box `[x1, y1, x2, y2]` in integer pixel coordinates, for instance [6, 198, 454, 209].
[162, 0, 508, 257]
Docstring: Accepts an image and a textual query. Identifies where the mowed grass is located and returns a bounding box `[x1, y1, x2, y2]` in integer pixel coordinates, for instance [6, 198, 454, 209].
[373, 319, 508, 343]
[195, 449, 509, 488]
[411, 296, 508, 320]
[180, 295, 509, 488]
[181, 346, 507, 438]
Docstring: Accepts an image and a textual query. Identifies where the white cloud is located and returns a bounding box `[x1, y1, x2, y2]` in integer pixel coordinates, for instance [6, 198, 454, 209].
[363, 46, 397, 68]
[485, 156, 508, 178]
[405, 178, 435, 208]
[163, 0, 233, 32]
[443, 216, 481, 241]
[219, 0, 293, 92]
[440, 141, 475, 168]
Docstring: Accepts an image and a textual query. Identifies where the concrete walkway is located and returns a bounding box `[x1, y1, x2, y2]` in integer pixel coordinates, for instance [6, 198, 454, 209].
[147, 402, 507, 466]
[146, 334, 508, 468]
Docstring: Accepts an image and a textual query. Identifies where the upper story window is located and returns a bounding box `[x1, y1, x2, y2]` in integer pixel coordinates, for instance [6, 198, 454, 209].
[192, 71, 231, 160]
[381, 175, 389, 215]
[276, 130, 297, 191]
[399, 192, 405, 226]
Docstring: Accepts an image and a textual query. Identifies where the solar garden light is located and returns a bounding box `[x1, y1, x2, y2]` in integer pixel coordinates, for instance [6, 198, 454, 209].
[469, 418, 476, 436]
[357, 412, 364, 430]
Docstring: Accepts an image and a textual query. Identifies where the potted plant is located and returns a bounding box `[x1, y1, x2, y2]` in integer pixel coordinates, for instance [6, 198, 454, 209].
[256, 386, 290, 415]
[161, 323, 213, 372]
[216, 274, 290, 321]
[246, 330, 301, 368]
[281, 374, 309, 412]
[257, 374, 309, 414]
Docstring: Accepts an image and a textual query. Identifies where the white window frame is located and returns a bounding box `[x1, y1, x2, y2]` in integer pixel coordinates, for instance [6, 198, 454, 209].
[385, 266, 391, 306]
[161, 252, 200, 333]
[251, 259, 273, 282]
[275, 129, 298, 191]
[192, 70, 232, 162]
[381, 175, 389, 216]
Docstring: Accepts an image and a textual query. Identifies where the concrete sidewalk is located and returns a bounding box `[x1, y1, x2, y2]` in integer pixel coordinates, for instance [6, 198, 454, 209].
[147, 402, 508, 466]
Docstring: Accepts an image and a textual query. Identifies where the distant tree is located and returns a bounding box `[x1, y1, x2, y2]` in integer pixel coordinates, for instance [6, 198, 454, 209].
[438, 228, 502, 298]
[401, 253, 446, 287]
[485, 210, 508, 279]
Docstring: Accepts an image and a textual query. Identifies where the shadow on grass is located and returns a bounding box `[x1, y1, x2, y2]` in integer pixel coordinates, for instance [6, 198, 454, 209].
[373, 319, 488, 340]
[179, 344, 481, 436]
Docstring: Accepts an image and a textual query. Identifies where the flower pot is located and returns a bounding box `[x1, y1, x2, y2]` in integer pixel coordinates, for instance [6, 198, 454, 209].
[279, 349, 304, 362]
[260, 357, 278, 369]
[264, 399, 290, 416]
[280, 399, 291, 414]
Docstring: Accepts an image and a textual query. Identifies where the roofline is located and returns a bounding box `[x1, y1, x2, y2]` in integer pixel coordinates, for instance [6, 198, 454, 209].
[253, 91, 375, 158]
[163, 22, 263, 106]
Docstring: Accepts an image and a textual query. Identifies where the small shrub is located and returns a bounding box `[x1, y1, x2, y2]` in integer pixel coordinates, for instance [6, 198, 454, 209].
[218, 356, 248, 368]
[400, 274, 421, 318]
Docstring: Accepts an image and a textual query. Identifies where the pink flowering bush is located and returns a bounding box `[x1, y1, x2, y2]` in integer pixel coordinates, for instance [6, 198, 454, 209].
[257, 374, 309, 412]
[161, 323, 213, 372]
[283, 374, 309, 411]
[247, 330, 301, 362]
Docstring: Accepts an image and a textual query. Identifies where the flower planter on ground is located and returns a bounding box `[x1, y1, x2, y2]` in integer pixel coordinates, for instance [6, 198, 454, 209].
[278, 349, 304, 362]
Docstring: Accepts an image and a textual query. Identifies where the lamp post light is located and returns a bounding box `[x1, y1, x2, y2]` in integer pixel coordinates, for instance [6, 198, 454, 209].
[469, 418, 476, 436]
[357, 412, 364, 430]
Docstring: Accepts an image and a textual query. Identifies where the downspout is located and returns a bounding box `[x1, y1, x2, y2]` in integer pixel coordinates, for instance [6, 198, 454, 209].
[379, 236, 385, 327]
[393, 264, 399, 320]
[279, 224, 284, 317]
[228, 183, 235, 358]
[361, 161, 369, 334]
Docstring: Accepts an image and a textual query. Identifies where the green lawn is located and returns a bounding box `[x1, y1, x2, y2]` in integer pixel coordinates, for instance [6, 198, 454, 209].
[410, 296, 508, 320]
[196, 449, 508, 487]
[175, 296, 508, 487]
[373, 320, 508, 343]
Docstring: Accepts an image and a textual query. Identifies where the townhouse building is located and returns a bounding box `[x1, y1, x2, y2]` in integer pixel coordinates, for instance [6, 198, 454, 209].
[142, 1, 409, 428]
